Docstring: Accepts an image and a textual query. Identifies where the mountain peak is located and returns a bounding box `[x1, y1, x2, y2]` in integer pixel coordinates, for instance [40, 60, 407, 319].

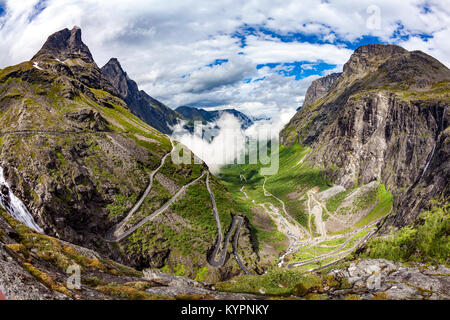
[353, 43, 407, 56]
[102, 58, 127, 78]
[343, 44, 408, 76]
[101, 58, 132, 98]
[100, 58, 181, 134]
[32, 26, 94, 63]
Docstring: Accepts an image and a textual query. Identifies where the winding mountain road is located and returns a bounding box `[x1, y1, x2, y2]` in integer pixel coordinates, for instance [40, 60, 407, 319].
[287, 218, 381, 268]
[259, 177, 312, 267]
[307, 190, 327, 238]
[106, 139, 175, 240]
[238, 173, 383, 269]
[106, 171, 206, 242]
[105, 160, 252, 273]
[262, 177, 311, 239]
[206, 172, 252, 274]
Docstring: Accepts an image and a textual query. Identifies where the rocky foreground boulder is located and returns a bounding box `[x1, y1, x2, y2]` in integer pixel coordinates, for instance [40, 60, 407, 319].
[328, 259, 450, 300]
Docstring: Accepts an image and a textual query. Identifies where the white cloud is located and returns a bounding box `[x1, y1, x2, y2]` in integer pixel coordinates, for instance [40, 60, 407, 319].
[171, 109, 295, 173]
[0, 0, 448, 121]
[243, 35, 353, 65]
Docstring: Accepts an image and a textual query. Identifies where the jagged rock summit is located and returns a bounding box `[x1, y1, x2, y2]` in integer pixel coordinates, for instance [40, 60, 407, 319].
[32, 26, 94, 63]
[101, 58, 181, 134]
[301, 72, 341, 110]
[30, 26, 118, 96]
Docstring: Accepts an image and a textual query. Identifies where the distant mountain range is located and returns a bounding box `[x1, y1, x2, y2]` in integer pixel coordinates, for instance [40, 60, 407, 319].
[175, 105, 254, 129]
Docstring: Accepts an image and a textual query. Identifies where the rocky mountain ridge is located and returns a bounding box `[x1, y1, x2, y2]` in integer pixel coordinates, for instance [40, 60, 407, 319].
[281, 44, 449, 230]
[300, 72, 341, 110]
[175, 105, 254, 129]
[101, 58, 181, 134]
[0, 27, 259, 283]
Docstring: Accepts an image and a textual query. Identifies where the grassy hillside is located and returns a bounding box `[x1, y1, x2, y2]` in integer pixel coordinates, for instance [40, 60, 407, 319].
[0, 57, 258, 280]
[220, 142, 393, 269]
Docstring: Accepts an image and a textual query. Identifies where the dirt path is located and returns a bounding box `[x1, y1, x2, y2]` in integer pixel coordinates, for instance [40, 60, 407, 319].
[0, 129, 124, 136]
[240, 185, 249, 199]
[292, 149, 310, 168]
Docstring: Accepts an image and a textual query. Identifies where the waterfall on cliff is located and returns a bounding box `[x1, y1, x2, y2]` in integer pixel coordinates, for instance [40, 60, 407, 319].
[0, 167, 43, 233]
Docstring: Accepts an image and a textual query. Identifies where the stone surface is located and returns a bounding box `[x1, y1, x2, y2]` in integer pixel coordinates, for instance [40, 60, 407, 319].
[301, 72, 341, 109]
[146, 285, 264, 300]
[328, 259, 450, 300]
[143, 269, 211, 289]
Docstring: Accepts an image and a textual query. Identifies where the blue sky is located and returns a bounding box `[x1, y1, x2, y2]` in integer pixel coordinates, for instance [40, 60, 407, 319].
[0, 0, 448, 118]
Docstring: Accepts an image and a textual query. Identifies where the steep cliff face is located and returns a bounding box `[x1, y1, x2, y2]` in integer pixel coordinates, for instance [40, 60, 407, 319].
[301, 72, 341, 109]
[101, 58, 181, 134]
[281, 44, 450, 229]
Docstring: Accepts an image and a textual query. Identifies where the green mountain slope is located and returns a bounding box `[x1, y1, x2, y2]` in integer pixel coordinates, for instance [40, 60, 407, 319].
[0, 27, 258, 282]
[221, 44, 448, 271]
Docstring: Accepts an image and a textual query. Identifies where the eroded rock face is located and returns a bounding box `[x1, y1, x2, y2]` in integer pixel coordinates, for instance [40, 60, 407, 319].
[301, 72, 341, 109]
[143, 269, 264, 299]
[309, 92, 448, 227]
[32, 27, 94, 63]
[281, 44, 450, 228]
[308, 91, 447, 187]
[328, 259, 450, 300]
[144, 269, 211, 289]
[0, 246, 69, 300]
[31, 26, 119, 96]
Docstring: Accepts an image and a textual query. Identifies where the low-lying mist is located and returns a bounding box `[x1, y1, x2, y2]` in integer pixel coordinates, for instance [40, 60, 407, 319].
[170, 108, 296, 173]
